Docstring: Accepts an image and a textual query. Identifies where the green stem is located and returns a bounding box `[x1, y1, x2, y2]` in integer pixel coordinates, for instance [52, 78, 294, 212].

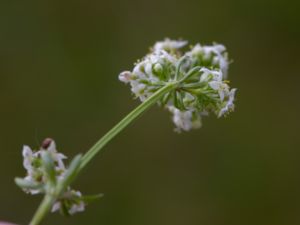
[29, 194, 55, 225]
[29, 82, 178, 225]
[80, 82, 177, 170]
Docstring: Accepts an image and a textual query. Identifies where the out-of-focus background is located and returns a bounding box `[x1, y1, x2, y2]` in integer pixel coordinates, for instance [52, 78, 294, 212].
[1, 0, 300, 224]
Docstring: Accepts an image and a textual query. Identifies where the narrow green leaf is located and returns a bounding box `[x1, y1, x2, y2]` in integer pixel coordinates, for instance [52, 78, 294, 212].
[80, 193, 104, 204]
[175, 55, 189, 80]
[179, 66, 202, 83]
[41, 151, 56, 186]
[182, 82, 205, 89]
[60, 201, 70, 217]
[176, 91, 186, 110]
[173, 90, 179, 109]
[15, 177, 44, 190]
[56, 154, 82, 194]
[161, 91, 172, 106]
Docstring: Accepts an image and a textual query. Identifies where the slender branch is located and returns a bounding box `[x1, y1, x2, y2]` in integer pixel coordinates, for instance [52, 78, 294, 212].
[28, 81, 178, 225]
[79, 82, 177, 170]
[29, 195, 55, 225]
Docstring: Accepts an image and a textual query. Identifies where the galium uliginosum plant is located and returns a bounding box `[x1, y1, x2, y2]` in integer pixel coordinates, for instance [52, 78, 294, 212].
[15, 39, 237, 225]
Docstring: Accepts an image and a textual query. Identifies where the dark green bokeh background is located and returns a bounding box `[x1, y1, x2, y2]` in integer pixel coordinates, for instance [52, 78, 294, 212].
[1, 0, 300, 224]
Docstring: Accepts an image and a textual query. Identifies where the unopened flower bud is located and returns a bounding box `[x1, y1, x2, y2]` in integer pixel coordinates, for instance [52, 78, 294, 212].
[41, 138, 53, 149]
[118, 71, 132, 83]
[153, 63, 163, 75]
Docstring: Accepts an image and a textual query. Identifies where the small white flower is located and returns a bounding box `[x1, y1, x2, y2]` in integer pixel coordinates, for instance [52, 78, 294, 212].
[132, 62, 146, 79]
[19, 139, 67, 194]
[46, 140, 56, 153]
[118, 71, 133, 83]
[23, 175, 41, 195]
[203, 44, 226, 56]
[69, 201, 85, 214]
[153, 38, 187, 52]
[209, 80, 229, 101]
[55, 153, 67, 171]
[51, 190, 86, 215]
[168, 106, 202, 132]
[131, 83, 146, 99]
[18, 138, 91, 216]
[51, 202, 61, 213]
[145, 62, 154, 78]
[203, 44, 228, 78]
[218, 88, 237, 117]
[69, 191, 85, 215]
[160, 50, 177, 64]
[200, 68, 223, 82]
[188, 44, 229, 78]
[43, 139, 67, 171]
[121, 49, 177, 101]
[22, 145, 33, 171]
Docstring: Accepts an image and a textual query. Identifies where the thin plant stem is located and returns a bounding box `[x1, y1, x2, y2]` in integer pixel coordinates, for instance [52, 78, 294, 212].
[28, 81, 178, 225]
[29, 195, 55, 225]
[79, 82, 177, 170]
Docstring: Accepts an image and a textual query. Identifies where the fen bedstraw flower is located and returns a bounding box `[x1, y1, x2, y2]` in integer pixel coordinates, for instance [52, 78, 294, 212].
[20, 139, 67, 195]
[15, 138, 101, 216]
[187, 43, 229, 78]
[119, 38, 237, 132]
[51, 189, 85, 215]
[153, 38, 188, 53]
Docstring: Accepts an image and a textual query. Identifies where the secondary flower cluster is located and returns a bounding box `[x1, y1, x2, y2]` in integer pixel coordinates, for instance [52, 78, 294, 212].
[119, 38, 237, 132]
[17, 138, 85, 215]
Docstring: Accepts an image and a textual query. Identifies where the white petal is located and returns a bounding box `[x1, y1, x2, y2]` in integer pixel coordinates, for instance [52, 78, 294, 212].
[153, 39, 187, 52]
[212, 44, 226, 53]
[51, 202, 61, 213]
[160, 50, 177, 63]
[145, 63, 153, 76]
[69, 202, 85, 215]
[218, 107, 228, 117]
[209, 81, 220, 90]
[47, 141, 56, 153]
[22, 146, 33, 170]
[131, 83, 146, 95]
[219, 90, 225, 101]
[22, 145, 33, 158]
[133, 63, 146, 79]
[118, 71, 132, 83]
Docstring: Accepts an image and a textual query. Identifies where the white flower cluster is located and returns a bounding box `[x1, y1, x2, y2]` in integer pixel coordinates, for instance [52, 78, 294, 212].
[52, 189, 85, 215]
[119, 50, 177, 101]
[119, 38, 237, 132]
[187, 44, 229, 78]
[19, 138, 85, 215]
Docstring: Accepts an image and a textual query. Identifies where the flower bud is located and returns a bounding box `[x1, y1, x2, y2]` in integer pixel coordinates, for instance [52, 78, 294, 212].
[41, 138, 53, 149]
[153, 63, 163, 75]
[118, 71, 132, 83]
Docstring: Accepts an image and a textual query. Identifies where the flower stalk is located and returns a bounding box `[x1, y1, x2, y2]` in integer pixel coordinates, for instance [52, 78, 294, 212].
[27, 81, 178, 225]
[80, 81, 177, 169]
[29, 195, 55, 225]
[15, 38, 237, 225]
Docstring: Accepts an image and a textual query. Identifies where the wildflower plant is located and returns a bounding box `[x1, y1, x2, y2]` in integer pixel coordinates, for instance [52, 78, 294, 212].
[15, 39, 237, 225]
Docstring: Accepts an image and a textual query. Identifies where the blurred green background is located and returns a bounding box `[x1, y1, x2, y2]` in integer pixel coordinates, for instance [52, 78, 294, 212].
[1, 0, 300, 224]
